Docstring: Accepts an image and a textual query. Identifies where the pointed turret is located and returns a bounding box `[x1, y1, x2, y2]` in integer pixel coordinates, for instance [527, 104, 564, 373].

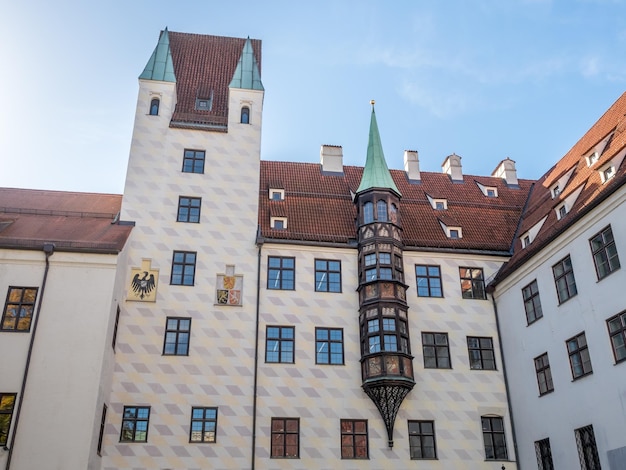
[139, 28, 176, 82]
[229, 37, 264, 90]
[356, 102, 400, 196]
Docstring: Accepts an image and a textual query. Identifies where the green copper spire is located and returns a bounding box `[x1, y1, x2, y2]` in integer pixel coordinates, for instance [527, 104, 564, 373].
[139, 28, 176, 82]
[229, 37, 264, 90]
[356, 101, 401, 196]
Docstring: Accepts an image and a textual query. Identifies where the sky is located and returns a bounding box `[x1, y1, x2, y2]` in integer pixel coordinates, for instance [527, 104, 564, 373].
[1, 0, 626, 194]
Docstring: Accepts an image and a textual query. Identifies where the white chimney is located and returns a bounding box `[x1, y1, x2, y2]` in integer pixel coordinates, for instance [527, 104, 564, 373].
[404, 150, 421, 182]
[442, 153, 463, 182]
[320, 145, 343, 174]
[492, 158, 518, 187]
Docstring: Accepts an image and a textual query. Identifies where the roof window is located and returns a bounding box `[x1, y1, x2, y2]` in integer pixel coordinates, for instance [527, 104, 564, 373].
[600, 165, 615, 183]
[556, 204, 568, 220]
[269, 189, 285, 201]
[551, 184, 560, 199]
[271, 217, 287, 230]
[427, 195, 447, 210]
[521, 234, 531, 248]
[586, 151, 599, 167]
[476, 181, 498, 198]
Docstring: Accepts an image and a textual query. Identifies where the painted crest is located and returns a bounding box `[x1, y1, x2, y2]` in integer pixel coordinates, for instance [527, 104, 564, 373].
[128, 259, 159, 302]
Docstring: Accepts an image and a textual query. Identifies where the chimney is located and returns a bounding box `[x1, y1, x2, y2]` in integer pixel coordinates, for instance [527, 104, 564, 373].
[320, 145, 343, 175]
[492, 158, 519, 187]
[442, 153, 463, 182]
[404, 150, 421, 183]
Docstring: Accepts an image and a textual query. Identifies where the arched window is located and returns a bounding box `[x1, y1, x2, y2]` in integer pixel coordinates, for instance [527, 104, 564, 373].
[377, 200, 388, 222]
[390, 203, 398, 223]
[240, 106, 250, 124]
[363, 202, 374, 224]
[149, 98, 160, 116]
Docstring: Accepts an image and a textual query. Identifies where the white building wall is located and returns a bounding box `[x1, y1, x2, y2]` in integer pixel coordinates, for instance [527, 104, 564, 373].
[493, 186, 626, 470]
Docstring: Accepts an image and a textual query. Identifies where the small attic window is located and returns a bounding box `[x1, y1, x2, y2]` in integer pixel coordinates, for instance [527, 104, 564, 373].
[586, 151, 599, 167]
[448, 228, 462, 239]
[551, 185, 560, 199]
[486, 188, 497, 197]
[241, 106, 250, 124]
[196, 99, 211, 111]
[269, 189, 285, 201]
[271, 217, 287, 230]
[149, 98, 160, 116]
[475, 181, 498, 198]
[430, 198, 447, 210]
[557, 204, 568, 220]
[522, 234, 531, 248]
[601, 165, 616, 183]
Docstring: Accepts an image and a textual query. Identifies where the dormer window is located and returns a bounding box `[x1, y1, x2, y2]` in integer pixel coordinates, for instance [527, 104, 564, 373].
[586, 152, 599, 166]
[552, 185, 560, 198]
[435, 201, 445, 210]
[195, 93, 213, 111]
[449, 229, 461, 239]
[557, 204, 568, 220]
[241, 106, 250, 124]
[476, 182, 498, 198]
[487, 189, 496, 197]
[601, 165, 615, 183]
[522, 234, 531, 248]
[149, 98, 160, 116]
[271, 217, 287, 229]
[269, 189, 285, 201]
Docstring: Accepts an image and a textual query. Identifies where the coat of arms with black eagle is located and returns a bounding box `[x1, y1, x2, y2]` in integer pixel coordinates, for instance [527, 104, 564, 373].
[131, 271, 156, 299]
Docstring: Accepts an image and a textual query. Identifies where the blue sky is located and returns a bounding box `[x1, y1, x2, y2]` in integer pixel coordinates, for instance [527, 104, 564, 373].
[2, 0, 626, 193]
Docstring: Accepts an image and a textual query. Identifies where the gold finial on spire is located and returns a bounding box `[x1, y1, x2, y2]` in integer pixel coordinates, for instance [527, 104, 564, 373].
[370, 99, 375, 108]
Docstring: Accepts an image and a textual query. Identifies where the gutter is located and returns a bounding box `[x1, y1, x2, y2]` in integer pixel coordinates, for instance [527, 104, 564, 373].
[5, 243, 54, 470]
[251, 233, 263, 470]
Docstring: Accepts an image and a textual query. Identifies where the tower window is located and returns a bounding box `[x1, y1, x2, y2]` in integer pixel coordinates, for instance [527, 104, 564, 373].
[149, 98, 160, 116]
[241, 106, 250, 124]
[363, 202, 374, 224]
[377, 200, 388, 222]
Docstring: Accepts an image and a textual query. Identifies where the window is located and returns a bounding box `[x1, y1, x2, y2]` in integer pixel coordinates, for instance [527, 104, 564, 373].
[522, 234, 531, 248]
[552, 255, 577, 304]
[602, 165, 615, 182]
[481, 416, 508, 460]
[415, 265, 443, 297]
[149, 97, 159, 115]
[408, 420, 436, 459]
[269, 188, 284, 200]
[534, 353, 554, 395]
[363, 202, 374, 224]
[435, 200, 445, 210]
[271, 418, 299, 458]
[190, 407, 218, 443]
[574, 425, 601, 470]
[196, 97, 212, 110]
[177, 196, 201, 223]
[270, 217, 287, 229]
[607, 311, 626, 363]
[449, 228, 461, 239]
[522, 280, 543, 324]
[0, 393, 16, 447]
[590, 225, 620, 280]
[587, 151, 599, 166]
[377, 200, 388, 222]
[467, 337, 495, 370]
[557, 204, 567, 219]
[315, 259, 341, 292]
[1, 287, 38, 331]
[267, 256, 295, 290]
[315, 328, 344, 364]
[486, 188, 497, 197]
[534, 438, 554, 470]
[459, 267, 486, 300]
[163, 317, 191, 355]
[266, 326, 294, 363]
[120, 406, 150, 442]
[567, 332, 592, 379]
[182, 149, 205, 174]
[171, 251, 196, 286]
[112, 306, 120, 350]
[340, 419, 368, 459]
[364, 254, 376, 266]
[422, 332, 451, 369]
[379, 268, 393, 280]
[240, 106, 250, 124]
[97, 404, 107, 455]
[552, 185, 560, 198]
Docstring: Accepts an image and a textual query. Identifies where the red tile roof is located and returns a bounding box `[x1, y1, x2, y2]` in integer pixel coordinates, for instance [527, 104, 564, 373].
[494, 92, 626, 282]
[168, 32, 261, 129]
[259, 161, 533, 252]
[0, 188, 133, 253]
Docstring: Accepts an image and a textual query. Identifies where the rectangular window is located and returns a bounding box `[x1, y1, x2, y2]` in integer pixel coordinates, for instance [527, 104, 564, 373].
[552, 255, 577, 304]
[112, 306, 120, 350]
[163, 317, 191, 355]
[590, 225, 620, 280]
[266, 326, 294, 363]
[315, 259, 341, 292]
[97, 404, 107, 455]
[120, 406, 150, 442]
[534, 353, 554, 395]
[1, 287, 38, 331]
[415, 265, 443, 297]
[607, 310, 626, 363]
[315, 328, 344, 365]
[182, 149, 205, 174]
[575, 425, 601, 470]
[340, 419, 368, 459]
[190, 407, 218, 443]
[481, 416, 508, 460]
[467, 336, 496, 370]
[422, 332, 451, 369]
[177, 196, 201, 223]
[567, 332, 592, 379]
[0, 393, 16, 447]
[267, 256, 295, 290]
[271, 418, 299, 458]
[171, 251, 196, 286]
[535, 438, 554, 470]
[408, 420, 437, 459]
[459, 267, 486, 299]
[522, 280, 543, 324]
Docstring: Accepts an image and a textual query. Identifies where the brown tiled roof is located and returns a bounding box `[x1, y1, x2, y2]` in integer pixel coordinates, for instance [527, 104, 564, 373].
[0, 188, 133, 253]
[259, 161, 533, 252]
[493, 92, 626, 282]
[168, 32, 261, 129]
